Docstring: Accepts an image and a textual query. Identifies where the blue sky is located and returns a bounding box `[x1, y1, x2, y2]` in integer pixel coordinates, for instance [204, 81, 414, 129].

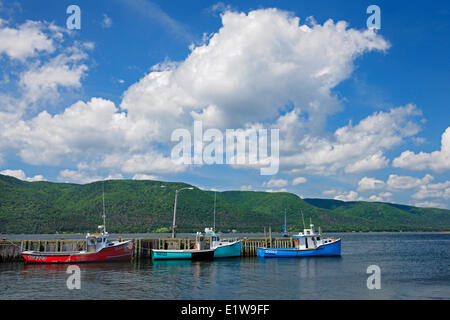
[0, 0, 449, 209]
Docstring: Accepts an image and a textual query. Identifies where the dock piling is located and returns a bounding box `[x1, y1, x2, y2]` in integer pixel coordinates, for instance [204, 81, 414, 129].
[0, 236, 296, 262]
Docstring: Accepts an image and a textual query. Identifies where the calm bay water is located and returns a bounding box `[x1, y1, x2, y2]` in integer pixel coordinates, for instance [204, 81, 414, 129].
[0, 232, 449, 300]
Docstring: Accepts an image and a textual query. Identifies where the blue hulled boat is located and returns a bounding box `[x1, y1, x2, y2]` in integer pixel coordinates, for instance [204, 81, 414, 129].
[257, 222, 341, 258]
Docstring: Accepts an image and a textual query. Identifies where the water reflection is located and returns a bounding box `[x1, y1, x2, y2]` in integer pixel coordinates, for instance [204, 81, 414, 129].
[0, 233, 448, 300]
[151, 259, 195, 269]
[22, 261, 133, 273]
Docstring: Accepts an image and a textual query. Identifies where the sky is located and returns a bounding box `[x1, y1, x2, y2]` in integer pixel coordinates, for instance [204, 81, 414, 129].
[0, 0, 449, 209]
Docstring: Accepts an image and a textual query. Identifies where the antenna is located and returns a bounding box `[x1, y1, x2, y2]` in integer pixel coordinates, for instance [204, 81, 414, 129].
[301, 209, 306, 229]
[213, 191, 216, 232]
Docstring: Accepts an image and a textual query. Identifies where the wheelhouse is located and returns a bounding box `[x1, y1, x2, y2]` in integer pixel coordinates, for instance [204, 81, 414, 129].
[203, 227, 233, 249]
[195, 232, 208, 250]
[86, 225, 111, 252]
[292, 223, 328, 250]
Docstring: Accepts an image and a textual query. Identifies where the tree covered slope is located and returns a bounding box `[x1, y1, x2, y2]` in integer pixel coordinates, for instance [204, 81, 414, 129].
[1, 174, 449, 234]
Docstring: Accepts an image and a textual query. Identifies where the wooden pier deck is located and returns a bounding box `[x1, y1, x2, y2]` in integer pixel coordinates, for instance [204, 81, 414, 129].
[0, 237, 296, 262]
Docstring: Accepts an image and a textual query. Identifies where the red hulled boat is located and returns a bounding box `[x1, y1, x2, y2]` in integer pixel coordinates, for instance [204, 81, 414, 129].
[22, 231, 134, 264]
[21, 182, 134, 263]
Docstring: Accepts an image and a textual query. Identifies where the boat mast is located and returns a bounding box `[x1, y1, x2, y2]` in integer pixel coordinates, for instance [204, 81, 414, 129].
[284, 208, 287, 233]
[172, 189, 179, 238]
[301, 209, 306, 229]
[102, 181, 106, 234]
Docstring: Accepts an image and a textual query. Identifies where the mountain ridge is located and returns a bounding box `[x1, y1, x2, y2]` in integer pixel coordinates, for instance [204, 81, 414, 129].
[1, 174, 449, 233]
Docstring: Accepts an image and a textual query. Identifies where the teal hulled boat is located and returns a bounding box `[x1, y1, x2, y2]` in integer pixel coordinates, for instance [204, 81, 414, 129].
[152, 228, 241, 260]
[151, 248, 215, 260]
[207, 228, 242, 258]
[152, 192, 241, 260]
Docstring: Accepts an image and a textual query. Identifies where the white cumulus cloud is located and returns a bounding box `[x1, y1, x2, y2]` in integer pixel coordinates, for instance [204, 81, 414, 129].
[132, 173, 159, 180]
[121, 8, 390, 142]
[386, 174, 434, 190]
[0, 9, 407, 181]
[393, 127, 450, 172]
[19, 49, 88, 103]
[334, 190, 359, 201]
[358, 176, 385, 191]
[281, 104, 422, 175]
[0, 20, 61, 61]
[57, 169, 123, 184]
[412, 180, 450, 200]
[0, 169, 45, 181]
[413, 201, 447, 209]
[292, 176, 307, 185]
[263, 178, 289, 188]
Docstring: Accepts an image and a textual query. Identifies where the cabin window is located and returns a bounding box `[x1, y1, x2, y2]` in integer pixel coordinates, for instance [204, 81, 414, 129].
[305, 238, 309, 248]
[317, 237, 320, 241]
[97, 238, 102, 243]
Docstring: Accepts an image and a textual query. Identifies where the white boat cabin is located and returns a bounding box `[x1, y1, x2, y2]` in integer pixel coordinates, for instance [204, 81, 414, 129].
[204, 228, 222, 248]
[204, 228, 236, 249]
[194, 232, 208, 250]
[194, 228, 237, 250]
[86, 225, 114, 252]
[292, 223, 334, 250]
[194, 228, 226, 250]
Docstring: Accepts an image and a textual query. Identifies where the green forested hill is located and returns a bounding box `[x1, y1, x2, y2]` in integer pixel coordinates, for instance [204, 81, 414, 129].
[0, 174, 449, 234]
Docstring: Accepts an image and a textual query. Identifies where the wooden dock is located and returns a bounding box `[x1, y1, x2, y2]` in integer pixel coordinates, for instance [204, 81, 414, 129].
[0, 237, 296, 262]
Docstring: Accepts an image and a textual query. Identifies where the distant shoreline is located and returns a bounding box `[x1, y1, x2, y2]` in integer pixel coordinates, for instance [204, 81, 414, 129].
[1, 230, 449, 241]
